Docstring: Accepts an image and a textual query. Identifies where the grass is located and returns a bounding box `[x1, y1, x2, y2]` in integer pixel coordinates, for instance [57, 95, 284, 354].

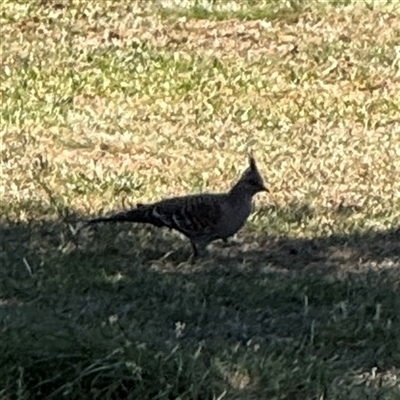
[1, 0, 400, 398]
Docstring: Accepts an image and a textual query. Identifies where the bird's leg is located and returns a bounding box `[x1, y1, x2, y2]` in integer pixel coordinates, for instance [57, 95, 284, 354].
[188, 240, 210, 264]
[188, 241, 199, 265]
[191, 241, 199, 257]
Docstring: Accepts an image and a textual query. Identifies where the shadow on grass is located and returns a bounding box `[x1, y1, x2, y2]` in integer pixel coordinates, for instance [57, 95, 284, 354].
[1, 208, 399, 399]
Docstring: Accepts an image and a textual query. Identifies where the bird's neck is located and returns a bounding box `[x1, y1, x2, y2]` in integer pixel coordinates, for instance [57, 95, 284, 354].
[228, 182, 254, 203]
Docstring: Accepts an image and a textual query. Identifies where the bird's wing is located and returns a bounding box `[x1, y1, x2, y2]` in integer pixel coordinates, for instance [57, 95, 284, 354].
[151, 194, 224, 238]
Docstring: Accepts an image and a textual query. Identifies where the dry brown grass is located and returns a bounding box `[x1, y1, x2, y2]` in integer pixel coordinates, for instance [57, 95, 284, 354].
[1, 1, 400, 399]
[2, 0, 399, 232]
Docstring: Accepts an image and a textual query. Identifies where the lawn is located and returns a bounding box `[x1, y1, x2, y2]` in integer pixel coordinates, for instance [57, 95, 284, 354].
[1, 0, 400, 399]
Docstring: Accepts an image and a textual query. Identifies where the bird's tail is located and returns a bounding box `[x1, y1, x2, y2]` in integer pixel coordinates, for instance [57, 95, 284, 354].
[88, 204, 164, 227]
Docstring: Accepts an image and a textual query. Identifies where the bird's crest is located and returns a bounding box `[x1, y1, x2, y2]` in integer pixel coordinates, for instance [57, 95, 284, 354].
[248, 151, 257, 170]
[231, 153, 267, 194]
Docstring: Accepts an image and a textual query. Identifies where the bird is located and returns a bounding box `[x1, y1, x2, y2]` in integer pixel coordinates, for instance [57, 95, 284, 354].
[88, 154, 268, 262]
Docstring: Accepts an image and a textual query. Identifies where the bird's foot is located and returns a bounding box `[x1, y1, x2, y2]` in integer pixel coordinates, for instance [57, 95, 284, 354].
[188, 245, 209, 265]
[188, 253, 197, 265]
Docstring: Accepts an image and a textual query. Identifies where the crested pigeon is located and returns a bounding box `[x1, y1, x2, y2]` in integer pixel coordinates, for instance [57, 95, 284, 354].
[88, 155, 267, 261]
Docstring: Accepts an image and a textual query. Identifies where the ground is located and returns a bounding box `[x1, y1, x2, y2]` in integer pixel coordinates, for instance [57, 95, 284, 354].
[1, 1, 400, 399]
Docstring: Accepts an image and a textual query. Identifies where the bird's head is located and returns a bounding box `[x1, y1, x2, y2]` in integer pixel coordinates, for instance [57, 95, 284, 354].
[232, 154, 268, 196]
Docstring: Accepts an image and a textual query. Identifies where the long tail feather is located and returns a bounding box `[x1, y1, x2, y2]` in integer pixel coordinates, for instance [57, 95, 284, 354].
[88, 205, 164, 227]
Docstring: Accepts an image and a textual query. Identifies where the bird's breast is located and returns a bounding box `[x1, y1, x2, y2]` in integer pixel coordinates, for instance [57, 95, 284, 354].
[219, 200, 253, 238]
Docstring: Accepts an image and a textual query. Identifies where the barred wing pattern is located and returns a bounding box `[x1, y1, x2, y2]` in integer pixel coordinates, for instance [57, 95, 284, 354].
[136, 194, 224, 239]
